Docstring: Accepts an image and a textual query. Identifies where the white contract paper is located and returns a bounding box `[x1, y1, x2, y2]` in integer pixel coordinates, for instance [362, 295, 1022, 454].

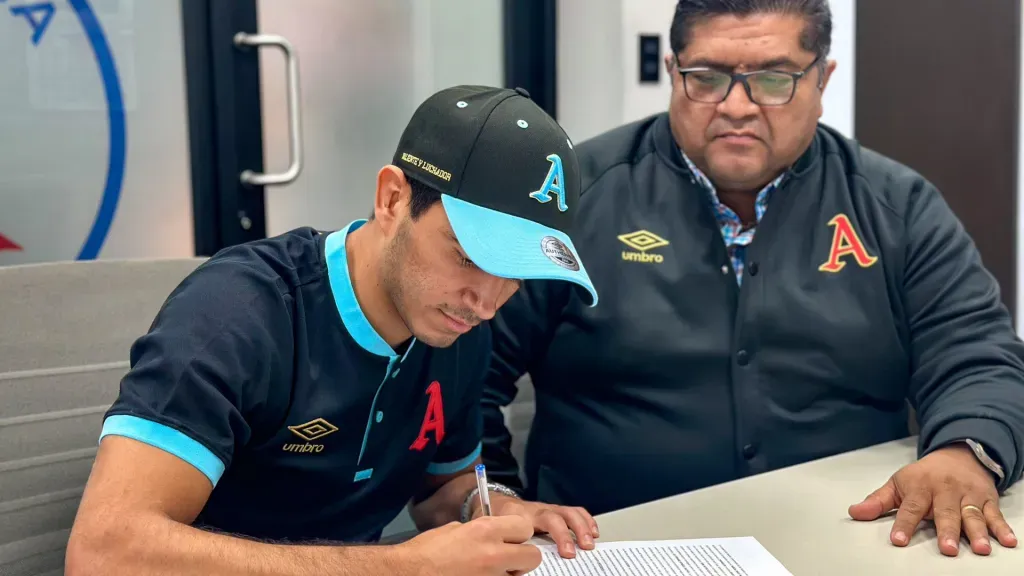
[531, 537, 792, 576]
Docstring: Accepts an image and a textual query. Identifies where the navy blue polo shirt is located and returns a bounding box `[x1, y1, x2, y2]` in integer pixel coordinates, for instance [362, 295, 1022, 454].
[99, 221, 488, 542]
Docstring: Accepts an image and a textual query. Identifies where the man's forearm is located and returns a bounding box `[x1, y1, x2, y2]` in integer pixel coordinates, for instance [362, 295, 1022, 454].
[66, 512, 413, 576]
[411, 472, 478, 530]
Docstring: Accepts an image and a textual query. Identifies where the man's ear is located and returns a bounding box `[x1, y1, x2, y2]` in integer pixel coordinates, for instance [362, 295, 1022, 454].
[819, 59, 837, 92]
[374, 165, 410, 234]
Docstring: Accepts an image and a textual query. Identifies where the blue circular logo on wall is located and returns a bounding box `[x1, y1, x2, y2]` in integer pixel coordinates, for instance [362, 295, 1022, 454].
[69, 0, 126, 260]
[0, 1, 126, 261]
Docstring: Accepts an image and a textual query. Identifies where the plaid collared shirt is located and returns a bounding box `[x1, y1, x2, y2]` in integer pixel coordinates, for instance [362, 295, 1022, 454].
[681, 153, 785, 286]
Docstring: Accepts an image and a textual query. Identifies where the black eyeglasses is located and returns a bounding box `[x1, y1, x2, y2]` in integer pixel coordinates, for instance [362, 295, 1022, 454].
[674, 57, 822, 106]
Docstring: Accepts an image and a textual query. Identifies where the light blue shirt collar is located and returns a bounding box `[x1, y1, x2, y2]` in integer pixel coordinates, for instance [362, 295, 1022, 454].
[324, 220, 407, 359]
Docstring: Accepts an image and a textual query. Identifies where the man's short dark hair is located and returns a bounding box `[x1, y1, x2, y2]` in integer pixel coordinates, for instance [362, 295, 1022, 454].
[368, 170, 442, 221]
[670, 0, 832, 61]
[406, 171, 442, 220]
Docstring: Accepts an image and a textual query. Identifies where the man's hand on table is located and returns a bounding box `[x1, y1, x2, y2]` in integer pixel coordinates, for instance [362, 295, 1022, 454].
[471, 493, 600, 559]
[397, 515, 542, 576]
[848, 443, 1018, 556]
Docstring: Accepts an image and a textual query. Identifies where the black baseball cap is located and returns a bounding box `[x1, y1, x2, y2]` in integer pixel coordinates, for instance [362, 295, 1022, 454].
[393, 85, 597, 306]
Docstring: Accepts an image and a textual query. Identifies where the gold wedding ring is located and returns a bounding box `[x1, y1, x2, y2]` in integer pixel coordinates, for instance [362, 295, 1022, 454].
[962, 504, 983, 515]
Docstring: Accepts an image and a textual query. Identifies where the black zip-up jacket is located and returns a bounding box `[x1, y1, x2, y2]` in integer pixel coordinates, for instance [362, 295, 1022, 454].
[481, 112, 1024, 515]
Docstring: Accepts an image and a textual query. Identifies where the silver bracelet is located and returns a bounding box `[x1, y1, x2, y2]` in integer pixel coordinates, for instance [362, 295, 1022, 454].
[460, 482, 521, 522]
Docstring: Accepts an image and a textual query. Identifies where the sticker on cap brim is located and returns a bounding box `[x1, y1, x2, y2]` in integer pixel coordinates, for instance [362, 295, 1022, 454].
[541, 236, 579, 271]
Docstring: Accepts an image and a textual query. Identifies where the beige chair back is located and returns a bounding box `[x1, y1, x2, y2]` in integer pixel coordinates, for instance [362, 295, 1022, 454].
[0, 258, 204, 576]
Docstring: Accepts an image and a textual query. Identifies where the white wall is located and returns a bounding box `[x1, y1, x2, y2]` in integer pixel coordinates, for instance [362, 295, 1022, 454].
[619, 0, 678, 129]
[412, 0, 504, 104]
[557, 0, 625, 144]
[822, 0, 855, 138]
[557, 0, 856, 144]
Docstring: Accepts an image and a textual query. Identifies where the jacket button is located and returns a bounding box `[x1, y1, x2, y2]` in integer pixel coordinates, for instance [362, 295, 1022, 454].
[742, 443, 758, 460]
[736, 350, 749, 366]
[748, 262, 759, 276]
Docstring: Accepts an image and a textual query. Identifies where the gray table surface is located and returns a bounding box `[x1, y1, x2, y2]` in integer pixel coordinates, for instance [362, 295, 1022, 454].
[555, 437, 1022, 575]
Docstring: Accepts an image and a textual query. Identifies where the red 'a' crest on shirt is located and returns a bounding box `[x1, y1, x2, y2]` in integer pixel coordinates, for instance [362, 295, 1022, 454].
[410, 380, 445, 451]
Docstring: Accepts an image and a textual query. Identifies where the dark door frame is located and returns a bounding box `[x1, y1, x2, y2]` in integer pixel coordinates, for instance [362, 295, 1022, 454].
[181, 0, 267, 256]
[503, 0, 557, 119]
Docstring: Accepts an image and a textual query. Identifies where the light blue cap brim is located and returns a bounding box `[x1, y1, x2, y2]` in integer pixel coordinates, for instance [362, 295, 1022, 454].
[441, 194, 598, 306]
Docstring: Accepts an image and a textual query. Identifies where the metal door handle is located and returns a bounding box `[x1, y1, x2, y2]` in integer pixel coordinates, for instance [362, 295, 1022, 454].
[233, 32, 303, 187]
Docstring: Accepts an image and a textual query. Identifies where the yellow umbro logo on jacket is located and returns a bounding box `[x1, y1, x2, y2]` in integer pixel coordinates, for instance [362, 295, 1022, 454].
[618, 230, 670, 263]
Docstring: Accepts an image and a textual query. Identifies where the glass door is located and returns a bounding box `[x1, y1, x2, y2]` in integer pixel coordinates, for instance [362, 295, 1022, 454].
[0, 0, 195, 266]
[188, 0, 504, 248]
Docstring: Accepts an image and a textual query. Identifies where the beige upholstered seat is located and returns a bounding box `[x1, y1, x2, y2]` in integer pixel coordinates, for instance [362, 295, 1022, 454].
[0, 258, 204, 576]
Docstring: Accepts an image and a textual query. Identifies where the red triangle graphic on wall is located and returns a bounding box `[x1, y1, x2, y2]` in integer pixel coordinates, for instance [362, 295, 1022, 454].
[0, 233, 23, 251]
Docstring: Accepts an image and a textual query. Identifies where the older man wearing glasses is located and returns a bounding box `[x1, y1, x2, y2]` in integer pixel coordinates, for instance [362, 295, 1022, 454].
[481, 0, 1024, 560]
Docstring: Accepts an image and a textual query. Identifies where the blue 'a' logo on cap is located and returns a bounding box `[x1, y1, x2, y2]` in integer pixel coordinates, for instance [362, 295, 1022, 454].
[529, 154, 567, 212]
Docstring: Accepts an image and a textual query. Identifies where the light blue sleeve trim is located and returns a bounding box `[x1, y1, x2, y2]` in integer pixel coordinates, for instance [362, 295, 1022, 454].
[100, 414, 226, 487]
[426, 442, 482, 475]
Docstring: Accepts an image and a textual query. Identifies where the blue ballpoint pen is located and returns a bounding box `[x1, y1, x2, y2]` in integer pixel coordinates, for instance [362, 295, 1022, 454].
[475, 463, 492, 516]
